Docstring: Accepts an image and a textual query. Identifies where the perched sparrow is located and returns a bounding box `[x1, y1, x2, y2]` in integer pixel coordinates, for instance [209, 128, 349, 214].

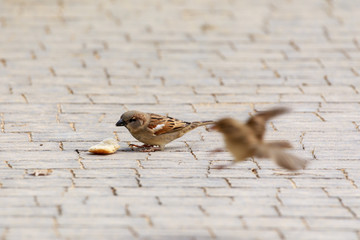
[211, 107, 307, 170]
[116, 110, 214, 151]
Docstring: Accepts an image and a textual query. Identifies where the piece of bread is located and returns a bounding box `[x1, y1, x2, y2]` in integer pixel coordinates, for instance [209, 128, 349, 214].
[88, 138, 120, 154]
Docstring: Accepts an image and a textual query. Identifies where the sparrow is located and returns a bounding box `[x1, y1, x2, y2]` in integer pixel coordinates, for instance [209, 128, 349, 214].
[211, 107, 307, 170]
[116, 110, 214, 151]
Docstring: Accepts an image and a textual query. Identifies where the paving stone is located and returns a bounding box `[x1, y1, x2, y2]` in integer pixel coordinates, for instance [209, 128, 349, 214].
[35, 196, 85, 206]
[259, 169, 345, 179]
[1, 178, 72, 188]
[1, 0, 360, 239]
[140, 177, 228, 188]
[216, 94, 280, 103]
[0, 103, 57, 114]
[206, 188, 276, 198]
[114, 187, 205, 197]
[228, 178, 293, 188]
[279, 206, 353, 218]
[214, 229, 281, 240]
[340, 197, 360, 207]
[152, 216, 242, 229]
[0, 142, 60, 152]
[73, 177, 138, 187]
[159, 196, 232, 206]
[26, 94, 91, 104]
[73, 169, 135, 178]
[63, 187, 113, 197]
[57, 216, 148, 228]
[244, 217, 306, 230]
[90, 94, 157, 104]
[0, 133, 29, 142]
[157, 94, 215, 104]
[204, 205, 278, 217]
[292, 178, 355, 188]
[325, 189, 360, 197]
[128, 205, 203, 217]
[283, 230, 359, 240]
[0, 217, 54, 227]
[86, 196, 159, 206]
[123, 104, 194, 114]
[195, 86, 257, 95]
[61, 204, 126, 216]
[6, 228, 59, 240]
[137, 229, 211, 239]
[254, 103, 320, 112]
[60, 104, 126, 114]
[138, 168, 208, 178]
[232, 196, 279, 207]
[306, 218, 360, 230]
[0, 197, 37, 207]
[280, 197, 341, 207]
[0, 207, 57, 217]
[59, 228, 133, 240]
[280, 94, 323, 103]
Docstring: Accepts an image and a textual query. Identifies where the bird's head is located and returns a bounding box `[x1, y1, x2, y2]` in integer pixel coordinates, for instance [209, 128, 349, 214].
[210, 118, 240, 135]
[116, 110, 148, 132]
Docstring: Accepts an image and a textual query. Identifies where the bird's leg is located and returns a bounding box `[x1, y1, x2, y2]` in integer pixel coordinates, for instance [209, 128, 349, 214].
[209, 148, 226, 155]
[213, 161, 236, 170]
[209, 148, 228, 167]
[213, 164, 227, 170]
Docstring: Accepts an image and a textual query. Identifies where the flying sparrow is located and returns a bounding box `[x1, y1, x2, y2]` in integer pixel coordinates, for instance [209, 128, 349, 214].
[116, 110, 214, 151]
[211, 107, 307, 170]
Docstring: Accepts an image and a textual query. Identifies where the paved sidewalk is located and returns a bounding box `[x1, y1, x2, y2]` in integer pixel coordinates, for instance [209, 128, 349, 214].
[1, 0, 360, 239]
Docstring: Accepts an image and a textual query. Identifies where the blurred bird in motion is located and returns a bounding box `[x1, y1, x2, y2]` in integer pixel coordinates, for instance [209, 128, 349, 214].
[211, 107, 307, 170]
[116, 110, 214, 151]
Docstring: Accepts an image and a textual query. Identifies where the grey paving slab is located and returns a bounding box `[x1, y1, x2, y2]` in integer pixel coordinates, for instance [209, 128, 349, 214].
[1, 0, 360, 239]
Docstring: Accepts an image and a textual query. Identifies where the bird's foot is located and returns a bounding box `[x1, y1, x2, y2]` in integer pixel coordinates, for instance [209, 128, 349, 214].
[138, 146, 162, 152]
[128, 144, 162, 152]
[129, 144, 152, 149]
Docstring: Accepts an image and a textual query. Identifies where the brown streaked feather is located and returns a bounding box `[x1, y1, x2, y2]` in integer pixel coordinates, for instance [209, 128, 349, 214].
[148, 114, 190, 135]
[246, 107, 290, 140]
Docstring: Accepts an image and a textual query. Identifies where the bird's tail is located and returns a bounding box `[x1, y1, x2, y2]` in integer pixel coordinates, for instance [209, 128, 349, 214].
[176, 120, 214, 135]
[270, 149, 308, 170]
[192, 120, 215, 127]
[255, 143, 308, 171]
[185, 120, 215, 132]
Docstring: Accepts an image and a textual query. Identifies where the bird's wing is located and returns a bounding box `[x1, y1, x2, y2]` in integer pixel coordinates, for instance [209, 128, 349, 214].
[255, 144, 307, 170]
[266, 141, 293, 149]
[246, 107, 290, 140]
[147, 113, 191, 135]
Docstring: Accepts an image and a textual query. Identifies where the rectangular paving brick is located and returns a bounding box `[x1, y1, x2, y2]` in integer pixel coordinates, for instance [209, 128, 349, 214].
[1, 0, 360, 239]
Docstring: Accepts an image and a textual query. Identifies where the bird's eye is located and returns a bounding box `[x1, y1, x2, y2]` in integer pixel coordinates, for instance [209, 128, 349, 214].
[129, 118, 136, 123]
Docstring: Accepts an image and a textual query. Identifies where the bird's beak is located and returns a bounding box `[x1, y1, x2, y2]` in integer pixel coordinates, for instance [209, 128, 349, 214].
[208, 124, 219, 132]
[116, 119, 126, 127]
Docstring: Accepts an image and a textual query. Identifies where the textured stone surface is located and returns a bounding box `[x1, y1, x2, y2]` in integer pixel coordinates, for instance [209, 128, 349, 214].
[1, 0, 360, 239]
